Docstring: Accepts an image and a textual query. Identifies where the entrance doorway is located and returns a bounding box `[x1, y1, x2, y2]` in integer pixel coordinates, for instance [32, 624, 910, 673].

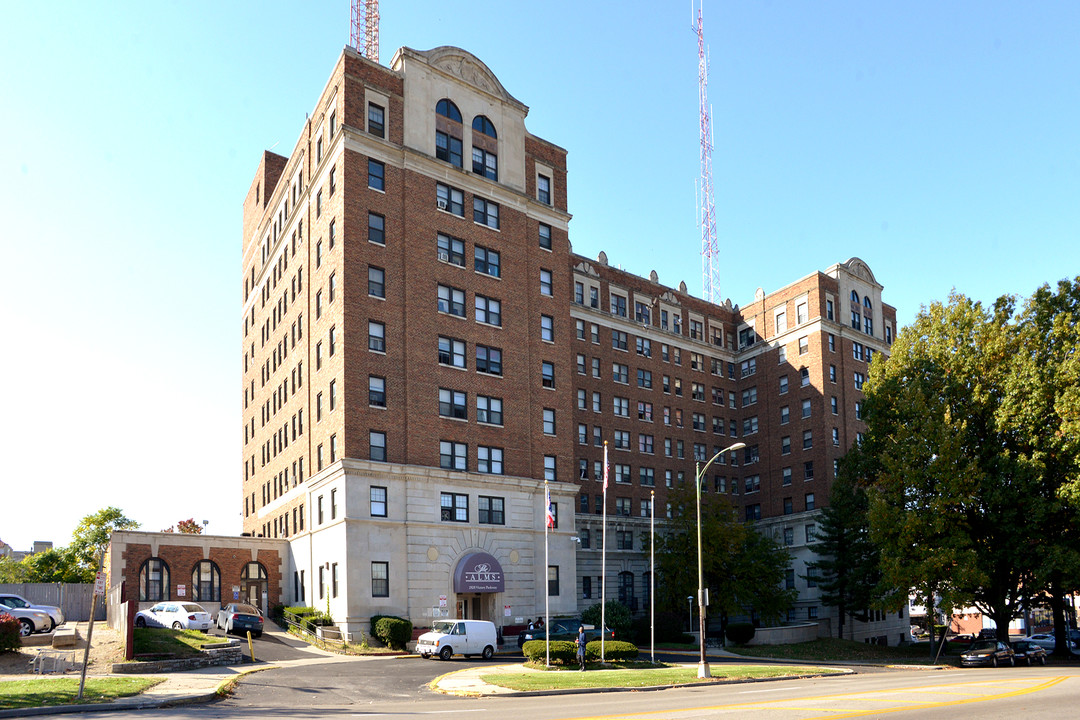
[240, 562, 268, 614]
[455, 594, 488, 620]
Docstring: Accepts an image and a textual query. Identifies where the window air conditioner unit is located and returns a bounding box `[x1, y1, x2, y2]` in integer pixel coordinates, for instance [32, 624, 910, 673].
[437, 198, 448, 210]
[437, 250, 449, 262]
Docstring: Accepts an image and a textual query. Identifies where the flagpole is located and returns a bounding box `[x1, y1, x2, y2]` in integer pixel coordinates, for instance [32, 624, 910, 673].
[650, 488, 655, 665]
[601, 440, 608, 663]
[544, 479, 550, 669]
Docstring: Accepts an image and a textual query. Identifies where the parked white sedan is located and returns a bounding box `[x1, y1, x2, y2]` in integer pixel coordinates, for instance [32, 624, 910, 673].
[1019, 633, 1057, 650]
[134, 602, 213, 631]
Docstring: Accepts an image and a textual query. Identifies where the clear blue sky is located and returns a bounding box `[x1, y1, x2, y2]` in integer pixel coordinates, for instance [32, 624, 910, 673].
[2, 1, 1077, 550]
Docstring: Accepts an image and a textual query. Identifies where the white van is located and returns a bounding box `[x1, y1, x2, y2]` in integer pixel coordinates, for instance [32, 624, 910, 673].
[416, 619, 498, 660]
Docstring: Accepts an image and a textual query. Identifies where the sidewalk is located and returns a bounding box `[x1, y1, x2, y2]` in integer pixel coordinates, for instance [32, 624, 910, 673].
[0, 623, 359, 717]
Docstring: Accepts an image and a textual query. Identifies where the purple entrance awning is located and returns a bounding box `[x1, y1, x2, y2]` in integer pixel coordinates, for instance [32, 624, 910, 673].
[453, 552, 505, 593]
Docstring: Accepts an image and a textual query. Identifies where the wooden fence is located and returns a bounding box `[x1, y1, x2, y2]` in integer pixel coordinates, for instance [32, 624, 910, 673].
[0, 583, 105, 622]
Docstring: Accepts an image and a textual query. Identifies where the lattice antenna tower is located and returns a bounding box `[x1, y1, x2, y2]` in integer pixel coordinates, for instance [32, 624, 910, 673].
[695, 4, 721, 304]
[351, 0, 380, 63]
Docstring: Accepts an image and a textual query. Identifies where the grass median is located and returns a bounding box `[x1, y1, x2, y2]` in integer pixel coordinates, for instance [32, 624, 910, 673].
[480, 663, 842, 691]
[0, 677, 164, 710]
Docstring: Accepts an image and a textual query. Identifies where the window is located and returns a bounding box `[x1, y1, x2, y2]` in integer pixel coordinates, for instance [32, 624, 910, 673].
[800, 367, 810, 387]
[853, 342, 864, 361]
[540, 269, 553, 296]
[438, 336, 466, 368]
[638, 401, 653, 421]
[368, 159, 385, 190]
[477, 447, 504, 475]
[437, 183, 464, 216]
[806, 492, 816, 510]
[370, 486, 387, 517]
[828, 334, 836, 352]
[779, 376, 789, 394]
[783, 466, 793, 485]
[548, 565, 559, 596]
[438, 492, 471, 525]
[610, 293, 627, 317]
[439, 388, 467, 419]
[368, 266, 385, 298]
[475, 295, 501, 325]
[855, 400, 864, 419]
[474, 246, 500, 277]
[438, 284, 466, 317]
[476, 395, 503, 425]
[370, 431, 387, 462]
[780, 405, 790, 424]
[612, 330, 628, 351]
[638, 369, 653, 389]
[826, 298, 834, 320]
[368, 102, 385, 137]
[805, 461, 815, 480]
[740, 358, 757, 377]
[471, 143, 498, 180]
[139, 558, 170, 602]
[831, 396, 839, 414]
[476, 345, 502, 375]
[544, 455, 557, 482]
[368, 321, 385, 352]
[475, 494, 506, 524]
[316, 189, 322, 217]
[368, 212, 385, 245]
[438, 234, 465, 266]
[613, 396, 629, 417]
[832, 427, 840, 446]
[473, 197, 499, 229]
[330, 434, 337, 462]
[371, 561, 389, 597]
[541, 361, 555, 388]
[615, 497, 631, 516]
[745, 504, 761, 521]
[538, 174, 551, 204]
[854, 372, 865, 390]
[369, 375, 386, 407]
[782, 436, 791, 455]
[775, 310, 787, 334]
[830, 365, 838, 383]
[543, 408, 556, 435]
[612, 363, 628, 383]
[799, 336, 809, 355]
[742, 387, 758, 407]
[803, 430, 813, 449]
[440, 443, 468, 472]
[743, 416, 759, 435]
[801, 398, 812, 418]
[539, 223, 552, 250]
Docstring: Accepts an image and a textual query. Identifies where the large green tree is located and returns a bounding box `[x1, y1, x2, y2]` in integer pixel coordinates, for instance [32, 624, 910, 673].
[806, 452, 882, 640]
[997, 278, 1080, 653]
[654, 483, 795, 632]
[69, 507, 140, 580]
[861, 292, 1035, 646]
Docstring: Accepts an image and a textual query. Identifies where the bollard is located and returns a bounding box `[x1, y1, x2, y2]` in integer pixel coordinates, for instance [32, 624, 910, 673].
[247, 630, 256, 662]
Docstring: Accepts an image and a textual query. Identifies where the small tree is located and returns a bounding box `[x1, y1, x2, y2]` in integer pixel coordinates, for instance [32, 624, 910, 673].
[581, 600, 633, 641]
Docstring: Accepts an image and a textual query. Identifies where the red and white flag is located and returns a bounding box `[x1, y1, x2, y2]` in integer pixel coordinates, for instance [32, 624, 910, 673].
[545, 485, 555, 529]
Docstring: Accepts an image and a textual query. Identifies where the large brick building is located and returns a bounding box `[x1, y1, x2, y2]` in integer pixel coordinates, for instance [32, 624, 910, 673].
[240, 43, 902, 642]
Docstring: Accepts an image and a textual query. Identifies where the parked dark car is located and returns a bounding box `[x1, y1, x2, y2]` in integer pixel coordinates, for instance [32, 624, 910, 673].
[517, 617, 614, 648]
[216, 603, 264, 638]
[1011, 640, 1048, 666]
[960, 639, 1015, 667]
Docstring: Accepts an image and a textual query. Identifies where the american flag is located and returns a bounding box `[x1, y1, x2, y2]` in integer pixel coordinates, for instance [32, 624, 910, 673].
[545, 485, 555, 529]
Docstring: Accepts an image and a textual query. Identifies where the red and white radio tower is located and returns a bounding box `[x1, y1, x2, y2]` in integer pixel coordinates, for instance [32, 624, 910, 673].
[351, 0, 380, 63]
[695, 4, 721, 304]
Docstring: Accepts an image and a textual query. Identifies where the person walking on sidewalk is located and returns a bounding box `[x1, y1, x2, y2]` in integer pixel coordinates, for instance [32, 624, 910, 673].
[577, 626, 587, 671]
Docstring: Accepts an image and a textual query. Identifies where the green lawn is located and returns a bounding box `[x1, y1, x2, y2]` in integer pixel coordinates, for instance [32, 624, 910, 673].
[480, 664, 841, 691]
[133, 628, 214, 657]
[723, 637, 963, 664]
[0, 677, 163, 709]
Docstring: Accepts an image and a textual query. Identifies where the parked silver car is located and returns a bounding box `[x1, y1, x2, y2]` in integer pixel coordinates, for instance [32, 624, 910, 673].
[0, 593, 64, 631]
[0, 600, 53, 637]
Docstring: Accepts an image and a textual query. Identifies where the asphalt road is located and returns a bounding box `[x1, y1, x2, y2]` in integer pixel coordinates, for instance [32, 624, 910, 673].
[204, 625, 325, 664]
[82, 662, 1080, 720]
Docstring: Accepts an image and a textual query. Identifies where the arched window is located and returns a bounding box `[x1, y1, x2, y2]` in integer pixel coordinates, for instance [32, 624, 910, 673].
[472, 115, 496, 138]
[850, 290, 860, 304]
[191, 560, 221, 602]
[863, 295, 872, 310]
[241, 562, 268, 582]
[139, 558, 170, 602]
[435, 100, 463, 168]
[436, 99, 462, 123]
[470, 115, 498, 181]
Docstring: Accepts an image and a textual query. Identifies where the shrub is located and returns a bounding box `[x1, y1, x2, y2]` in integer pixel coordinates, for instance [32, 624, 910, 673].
[522, 639, 577, 664]
[0, 613, 20, 653]
[581, 601, 634, 641]
[726, 622, 756, 645]
[371, 615, 412, 650]
[306, 612, 334, 630]
[586, 639, 638, 661]
[269, 604, 285, 624]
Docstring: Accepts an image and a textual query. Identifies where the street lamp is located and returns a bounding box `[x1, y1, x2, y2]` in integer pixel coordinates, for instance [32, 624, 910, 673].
[687, 596, 694, 632]
[695, 441, 745, 679]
